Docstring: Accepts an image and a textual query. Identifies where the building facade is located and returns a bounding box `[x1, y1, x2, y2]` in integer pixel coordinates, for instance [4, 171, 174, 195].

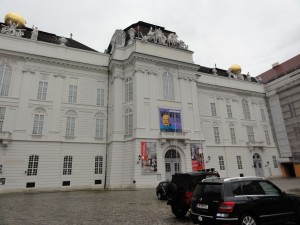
[257, 55, 300, 177]
[0, 19, 282, 193]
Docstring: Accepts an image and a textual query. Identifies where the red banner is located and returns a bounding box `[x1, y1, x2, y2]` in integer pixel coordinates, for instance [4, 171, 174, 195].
[141, 142, 148, 160]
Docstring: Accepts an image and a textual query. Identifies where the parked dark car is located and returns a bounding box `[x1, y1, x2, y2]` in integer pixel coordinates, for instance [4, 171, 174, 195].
[190, 176, 300, 225]
[167, 169, 220, 218]
[156, 181, 171, 200]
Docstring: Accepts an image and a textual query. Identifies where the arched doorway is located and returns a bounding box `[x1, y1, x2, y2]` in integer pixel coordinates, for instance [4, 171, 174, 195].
[253, 153, 264, 177]
[165, 149, 181, 181]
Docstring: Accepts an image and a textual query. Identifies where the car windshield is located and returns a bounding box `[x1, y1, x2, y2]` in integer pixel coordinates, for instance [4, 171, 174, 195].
[193, 183, 222, 198]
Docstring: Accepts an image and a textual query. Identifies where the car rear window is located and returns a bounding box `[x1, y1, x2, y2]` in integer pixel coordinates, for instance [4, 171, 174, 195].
[193, 183, 222, 198]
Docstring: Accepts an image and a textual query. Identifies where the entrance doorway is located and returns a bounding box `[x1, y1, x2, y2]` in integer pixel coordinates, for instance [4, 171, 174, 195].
[253, 153, 264, 177]
[165, 149, 181, 181]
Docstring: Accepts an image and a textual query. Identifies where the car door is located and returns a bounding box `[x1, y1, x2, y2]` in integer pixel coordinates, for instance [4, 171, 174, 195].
[257, 180, 295, 223]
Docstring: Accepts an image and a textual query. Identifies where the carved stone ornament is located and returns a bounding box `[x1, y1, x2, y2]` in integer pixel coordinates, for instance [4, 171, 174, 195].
[31, 26, 39, 40]
[140, 27, 188, 50]
[127, 28, 136, 45]
[1, 22, 25, 37]
[59, 37, 68, 46]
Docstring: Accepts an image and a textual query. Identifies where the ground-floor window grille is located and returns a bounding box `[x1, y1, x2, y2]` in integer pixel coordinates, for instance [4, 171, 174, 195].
[95, 156, 103, 174]
[272, 156, 278, 168]
[236, 155, 243, 169]
[63, 156, 73, 175]
[218, 156, 225, 170]
[27, 155, 39, 176]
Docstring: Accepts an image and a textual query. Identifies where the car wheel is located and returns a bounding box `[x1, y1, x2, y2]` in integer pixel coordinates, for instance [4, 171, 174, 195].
[157, 192, 162, 200]
[171, 205, 188, 218]
[240, 214, 258, 225]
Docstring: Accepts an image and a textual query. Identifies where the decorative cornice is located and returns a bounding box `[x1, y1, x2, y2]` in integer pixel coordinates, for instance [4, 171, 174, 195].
[24, 56, 107, 73]
[197, 83, 265, 98]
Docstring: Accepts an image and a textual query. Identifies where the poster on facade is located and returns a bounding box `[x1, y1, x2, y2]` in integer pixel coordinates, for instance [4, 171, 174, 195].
[159, 108, 182, 132]
[190, 143, 205, 171]
[141, 142, 157, 173]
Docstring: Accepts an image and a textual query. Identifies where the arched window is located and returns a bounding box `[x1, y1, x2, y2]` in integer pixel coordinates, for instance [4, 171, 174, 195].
[95, 113, 104, 139]
[65, 111, 76, 138]
[0, 64, 12, 96]
[162, 72, 175, 100]
[125, 107, 133, 135]
[242, 99, 251, 119]
[125, 77, 133, 102]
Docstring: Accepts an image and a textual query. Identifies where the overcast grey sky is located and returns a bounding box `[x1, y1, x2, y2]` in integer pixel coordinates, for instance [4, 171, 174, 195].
[1, 0, 300, 75]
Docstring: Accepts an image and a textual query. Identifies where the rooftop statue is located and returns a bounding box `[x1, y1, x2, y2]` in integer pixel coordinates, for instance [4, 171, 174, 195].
[127, 28, 136, 45]
[31, 26, 39, 40]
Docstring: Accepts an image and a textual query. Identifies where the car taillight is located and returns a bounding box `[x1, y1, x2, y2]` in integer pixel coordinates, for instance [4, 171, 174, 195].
[218, 201, 235, 213]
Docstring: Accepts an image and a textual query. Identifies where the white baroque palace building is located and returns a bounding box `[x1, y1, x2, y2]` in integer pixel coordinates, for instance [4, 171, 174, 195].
[0, 19, 282, 193]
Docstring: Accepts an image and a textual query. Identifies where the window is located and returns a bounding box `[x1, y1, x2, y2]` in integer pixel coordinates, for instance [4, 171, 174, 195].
[95, 156, 103, 174]
[246, 126, 255, 142]
[242, 99, 251, 120]
[230, 127, 236, 144]
[210, 103, 217, 117]
[174, 163, 180, 173]
[272, 156, 278, 168]
[95, 115, 104, 139]
[27, 155, 39, 176]
[0, 107, 5, 131]
[162, 72, 175, 101]
[97, 88, 104, 106]
[226, 105, 232, 118]
[264, 129, 271, 145]
[213, 127, 220, 143]
[32, 114, 44, 135]
[218, 156, 225, 170]
[0, 64, 12, 96]
[258, 181, 281, 196]
[294, 125, 300, 139]
[236, 156, 243, 169]
[125, 77, 133, 102]
[260, 108, 266, 121]
[68, 85, 77, 103]
[37, 81, 48, 100]
[66, 111, 76, 138]
[242, 181, 264, 195]
[63, 156, 73, 175]
[125, 108, 133, 135]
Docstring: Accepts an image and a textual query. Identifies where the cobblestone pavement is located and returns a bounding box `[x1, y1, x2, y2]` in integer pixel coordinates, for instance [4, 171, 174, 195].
[0, 178, 299, 225]
[0, 189, 191, 225]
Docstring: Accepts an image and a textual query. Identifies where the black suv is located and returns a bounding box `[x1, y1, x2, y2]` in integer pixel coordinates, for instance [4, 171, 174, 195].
[167, 169, 219, 218]
[190, 177, 300, 225]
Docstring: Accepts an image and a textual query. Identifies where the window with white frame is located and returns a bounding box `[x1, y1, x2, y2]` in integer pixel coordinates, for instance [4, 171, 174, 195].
[260, 108, 266, 121]
[63, 156, 73, 175]
[125, 108, 133, 135]
[97, 88, 104, 106]
[37, 81, 48, 100]
[27, 155, 39, 176]
[68, 85, 77, 103]
[213, 127, 220, 143]
[210, 103, 217, 117]
[162, 72, 175, 101]
[0, 107, 5, 132]
[226, 104, 232, 118]
[264, 129, 271, 145]
[32, 113, 44, 135]
[0, 64, 12, 96]
[236, 155, 243, 169]
[95, 156, 103, 174]
[218, 156, 225, 170]
[246, 126, 255, 142]
[272, 156, 278, 168]
[230, 127, 236, 144]
[242, 99, 251, 120]
[95, 114, 104, 139]
[125, 77, 133, 102]
[66, 111, 76, 138]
